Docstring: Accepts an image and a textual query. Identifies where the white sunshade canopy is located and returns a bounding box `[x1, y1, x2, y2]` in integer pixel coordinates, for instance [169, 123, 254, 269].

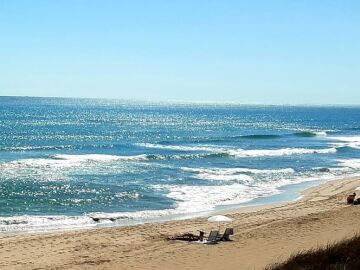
[207, 215, 233, 223]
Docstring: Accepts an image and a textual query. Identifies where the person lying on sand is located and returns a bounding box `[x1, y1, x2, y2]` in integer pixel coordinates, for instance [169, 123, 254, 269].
[347, 192, 356, 204]
[168, 231, 205, 242]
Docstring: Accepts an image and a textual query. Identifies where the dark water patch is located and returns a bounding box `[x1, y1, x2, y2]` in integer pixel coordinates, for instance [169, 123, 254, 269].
[0, 219, 28, 225]
[202, 152, 231, 159]
[293, 131, 323, 137]
[191, 138, 230, 143]
[344, 127, 360, 131]
[145, 154, 164, 160]
[157, 140, 173, 145]
[237, 134, 282, 140]
[160, 152, 231, 160]
[90, 217, 117, 222]
[335, 146, 358, 152]
[316, 167, 331, 172]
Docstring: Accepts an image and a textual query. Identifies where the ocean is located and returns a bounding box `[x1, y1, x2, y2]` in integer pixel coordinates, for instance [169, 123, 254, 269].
[1, 97, 360, 233]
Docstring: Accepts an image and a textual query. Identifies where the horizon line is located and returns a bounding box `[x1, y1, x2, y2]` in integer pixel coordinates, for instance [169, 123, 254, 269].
[1, 95, 360, 107]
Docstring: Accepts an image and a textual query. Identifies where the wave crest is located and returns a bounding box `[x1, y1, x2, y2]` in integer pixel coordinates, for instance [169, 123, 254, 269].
[329, 136, 360, 150]
[181, 166, 295, 182]
[238, 134, 282, 139]
[226, 147, 336, 157]
[293, 131, 327, 137]
[136, 143, 222, 152]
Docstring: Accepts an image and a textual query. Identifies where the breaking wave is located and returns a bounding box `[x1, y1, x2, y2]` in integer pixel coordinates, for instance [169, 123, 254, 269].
[135, 143, 222, 152]
[226, 147, 336, 157]
[0, 154, 159, 177]
[181, 167, 295, 182]
[1, 161, 359, 233]
[337, 159, 360, 169]
[50, 154, 150, 162]
[138, 143, 337, 158]
[0, 145, 337, 179]
[293, 131, 327, 137]
[329, 136, 360, 150]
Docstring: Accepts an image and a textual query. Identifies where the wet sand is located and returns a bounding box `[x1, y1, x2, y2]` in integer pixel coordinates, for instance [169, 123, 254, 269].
[1, 176, 360, 270]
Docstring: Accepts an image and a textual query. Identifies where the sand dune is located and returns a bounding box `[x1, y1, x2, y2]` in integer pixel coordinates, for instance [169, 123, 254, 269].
[1, 177, 360, 270]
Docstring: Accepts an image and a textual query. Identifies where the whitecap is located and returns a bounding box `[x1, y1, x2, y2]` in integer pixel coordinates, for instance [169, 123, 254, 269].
[337, 159, 360, 169]
[329, 136, 360, 149]
[163, 183, 272, 213]
[181, 167, 294, 183]
[226, 147, 336, 157]
[181, 167, 295, 175]
[0, 215, 94, 233]
[138, 142, 337, 158]
[51, 154, 149, 162]
[0, 154, 154, 182]
[2, 154, 151, 169]
[136, 143, 224, 152]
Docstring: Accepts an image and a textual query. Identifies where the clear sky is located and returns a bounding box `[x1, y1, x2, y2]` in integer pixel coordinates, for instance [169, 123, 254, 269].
[0, 1, 359, 104]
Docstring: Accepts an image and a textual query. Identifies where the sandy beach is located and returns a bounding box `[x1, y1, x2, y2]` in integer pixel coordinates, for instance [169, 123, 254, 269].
[1, 176, 360, 270]
[2, 0, 359, 268]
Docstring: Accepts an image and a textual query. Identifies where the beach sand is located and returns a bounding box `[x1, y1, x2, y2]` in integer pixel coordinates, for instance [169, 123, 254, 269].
[1, 177, 360, 270]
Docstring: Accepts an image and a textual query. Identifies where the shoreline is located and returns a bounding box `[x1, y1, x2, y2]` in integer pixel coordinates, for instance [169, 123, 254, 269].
[2, 173, 355, 237]
[1, 175, 360, 269]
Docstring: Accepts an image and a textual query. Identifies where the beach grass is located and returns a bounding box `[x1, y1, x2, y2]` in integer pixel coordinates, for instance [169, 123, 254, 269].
[266, 235, 360, 270]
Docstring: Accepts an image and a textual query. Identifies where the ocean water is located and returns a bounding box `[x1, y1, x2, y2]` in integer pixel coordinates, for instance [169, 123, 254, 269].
[1, 97, 360, 233]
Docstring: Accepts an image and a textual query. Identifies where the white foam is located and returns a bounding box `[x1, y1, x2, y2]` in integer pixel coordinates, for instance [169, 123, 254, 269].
[294, 130, 329, 137]
[331, 136, 360, 142]
[0, 172, 329, 234]
[0, 215, 95, 233]
[52, 154, 149, 162]
[0, 154, 153, 182]
[314, 131, 328, 136]
[226, 147, 337, 157]
[160, 172, 331, 214]
[337, 159, 360, 169]
[2, 154, 150, 169]
[0, 208, 182, 234]
[172, 167, 357, 213]
[0, 209, 177, 234]
[139, 143, 337, 158]
[329, 136, 360, 149]
[87, 209, 176, 221]
[136, 143, 223, 152]
[181, 167, 295, 175]
[162, 183, 275, 213]
[2, 168, 359, 234]
[114, 192, 140, 199]
[195, 173, 254, 182]
[181, 167, 294, 182]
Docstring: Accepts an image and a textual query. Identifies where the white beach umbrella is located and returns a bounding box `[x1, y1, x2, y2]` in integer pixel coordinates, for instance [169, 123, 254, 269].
[207, 215, 233, 230]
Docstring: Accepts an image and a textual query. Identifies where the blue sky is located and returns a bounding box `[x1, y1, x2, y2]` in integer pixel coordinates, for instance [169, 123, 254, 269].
[0, 1, 359, 104]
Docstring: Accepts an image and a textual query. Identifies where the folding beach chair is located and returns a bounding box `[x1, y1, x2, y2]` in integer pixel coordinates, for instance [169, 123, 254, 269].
[217, 228, 234, 241]
[204, 230, 219, 244]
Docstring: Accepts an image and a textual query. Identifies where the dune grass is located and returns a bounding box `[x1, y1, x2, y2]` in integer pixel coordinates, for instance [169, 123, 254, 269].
[266, 235, 360, 270]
